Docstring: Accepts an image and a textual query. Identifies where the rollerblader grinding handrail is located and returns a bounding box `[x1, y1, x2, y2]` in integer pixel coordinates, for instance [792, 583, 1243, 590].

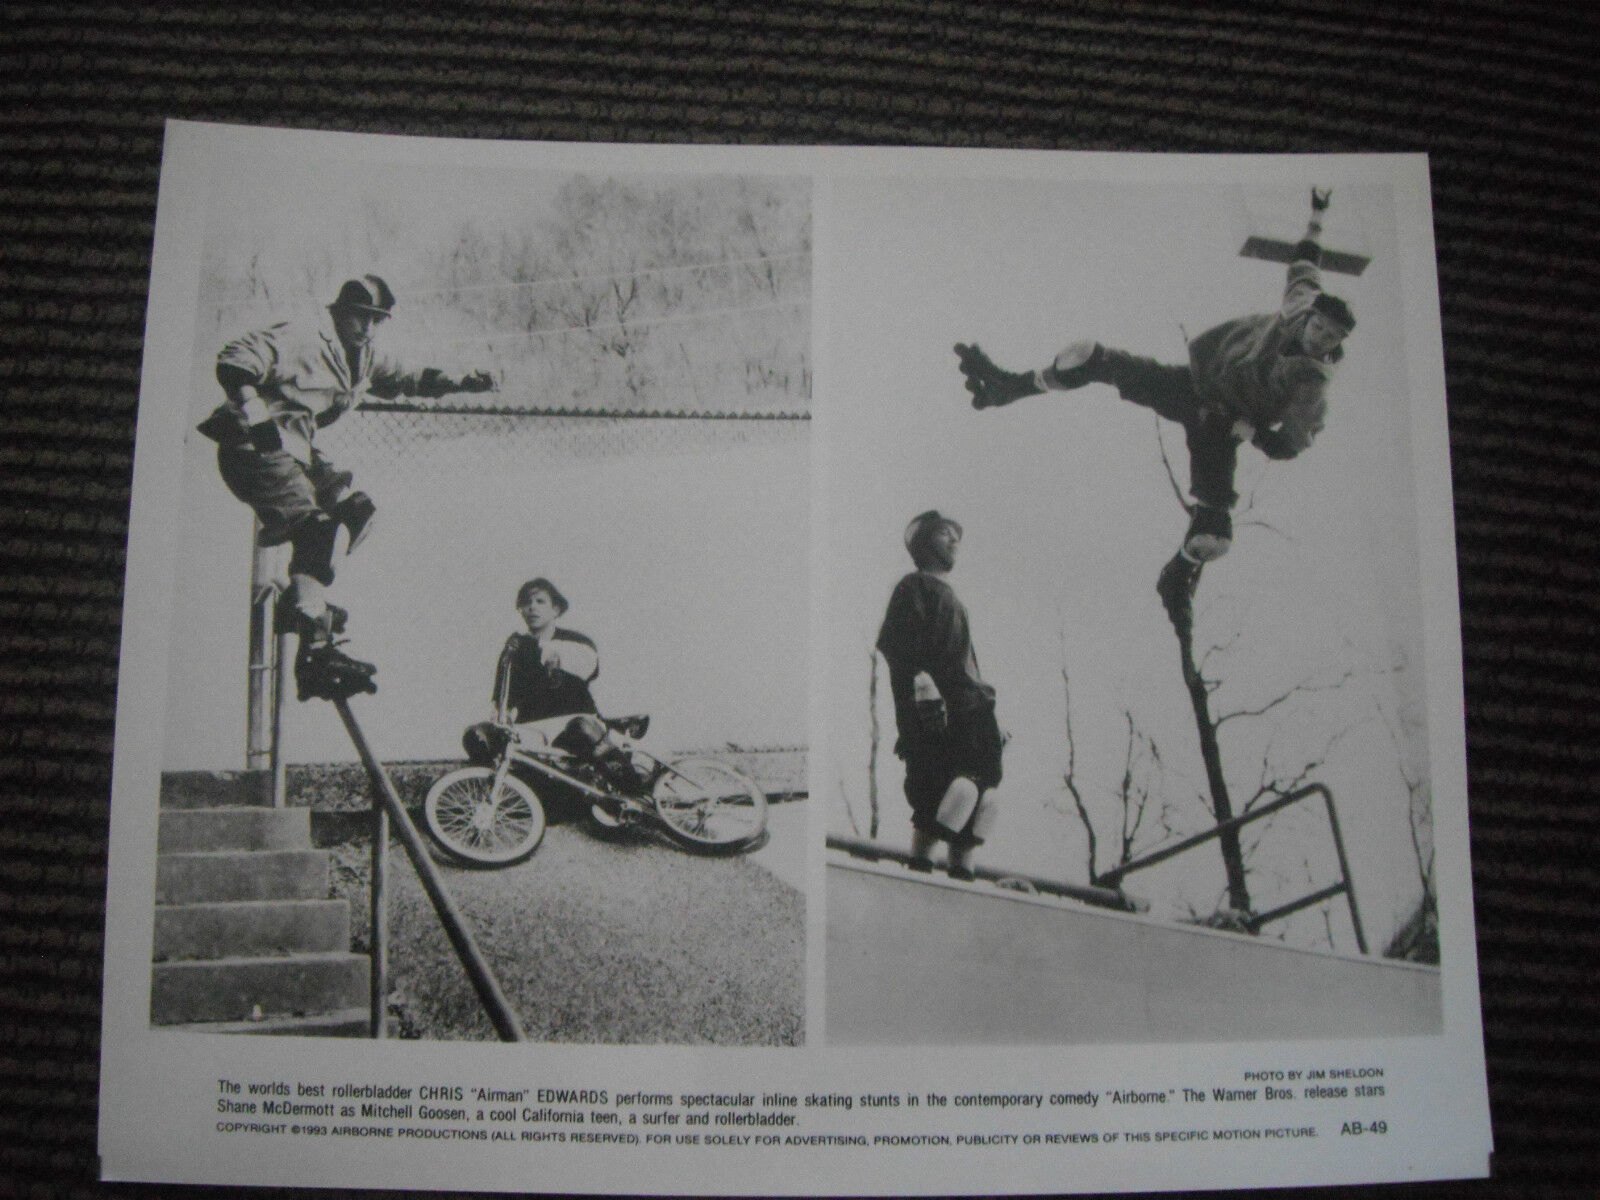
[199, 274, 495, 702]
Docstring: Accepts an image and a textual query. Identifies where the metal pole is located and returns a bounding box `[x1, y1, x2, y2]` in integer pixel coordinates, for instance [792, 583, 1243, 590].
[333, 699, 526, 1042]
[1094, 785, 1313, 888]
[271, 624, 291, 809]
[246, 533, 275, 773]
[369, 802, 389, 1039]
[1244, 883, 1349, 934]
[1322, 791, 1369, 955]
[826, 835, 1138, 912]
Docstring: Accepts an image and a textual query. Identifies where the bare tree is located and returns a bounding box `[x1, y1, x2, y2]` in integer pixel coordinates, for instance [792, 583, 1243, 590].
[867, 651, 882, 839]
[1052, 630, 1164, 884]
[1379, 698, 1438, 962]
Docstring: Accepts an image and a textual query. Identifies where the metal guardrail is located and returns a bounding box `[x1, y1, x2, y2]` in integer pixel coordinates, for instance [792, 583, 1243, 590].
[829, 783, 1366, 955]
[332, 698, 526, 1042]
[825, 834, 1140, 913]
[1092, 783, 1368, 955]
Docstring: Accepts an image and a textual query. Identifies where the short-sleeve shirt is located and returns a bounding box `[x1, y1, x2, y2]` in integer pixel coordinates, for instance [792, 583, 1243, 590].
[494, 629, 600, 723]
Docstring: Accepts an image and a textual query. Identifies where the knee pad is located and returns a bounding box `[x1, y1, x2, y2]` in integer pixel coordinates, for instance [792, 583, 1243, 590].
[969, 792, 1000, 843]
[935, 776, 981, 835]
[566, 713, 607, 745]
[554, 713, 607, 757]
[941, 785, 998, 848]
[287, 513, 340, 587]
[463, 722, 506, 765]
[1182, 505, 1233, 563]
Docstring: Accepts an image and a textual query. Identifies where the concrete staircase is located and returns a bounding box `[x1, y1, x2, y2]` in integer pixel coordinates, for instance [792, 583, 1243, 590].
[152, 771, 371, 1035]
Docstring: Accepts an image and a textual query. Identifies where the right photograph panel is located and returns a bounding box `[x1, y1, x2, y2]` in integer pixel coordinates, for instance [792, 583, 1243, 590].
[821, 171, 1442, 1046]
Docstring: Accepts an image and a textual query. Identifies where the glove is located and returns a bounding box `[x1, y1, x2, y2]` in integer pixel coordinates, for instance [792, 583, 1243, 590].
[955, 343, 1042, 410]
[1311, 187, 1332, 213]
[247, 421, 283, 453]
[458, 369, 494, 393]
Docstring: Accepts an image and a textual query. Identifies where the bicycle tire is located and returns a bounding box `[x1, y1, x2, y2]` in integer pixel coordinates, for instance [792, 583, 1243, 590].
[650, 757, 767, 851]
[423, 766, 546, 865]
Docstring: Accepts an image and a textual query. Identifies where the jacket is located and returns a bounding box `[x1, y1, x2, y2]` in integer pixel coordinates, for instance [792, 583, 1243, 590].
[1186, 260, 1341, 460]
[199, 311, 461, 464]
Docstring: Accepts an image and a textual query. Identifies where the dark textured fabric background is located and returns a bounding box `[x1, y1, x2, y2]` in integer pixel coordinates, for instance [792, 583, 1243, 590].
[2, 3, 1596, 1198]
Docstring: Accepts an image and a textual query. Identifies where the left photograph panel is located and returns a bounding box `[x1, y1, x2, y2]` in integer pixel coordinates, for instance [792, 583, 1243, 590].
[142, 126, 810, 1044]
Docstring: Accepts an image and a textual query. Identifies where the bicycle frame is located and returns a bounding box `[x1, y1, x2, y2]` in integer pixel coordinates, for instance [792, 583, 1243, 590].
[428, 723, 768, 862]
[489, 728, 653, 806]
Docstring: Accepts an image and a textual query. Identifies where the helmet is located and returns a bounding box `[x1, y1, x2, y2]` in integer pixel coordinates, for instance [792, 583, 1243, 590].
[329, 275, 396, 317]
[904, 510, 962, 558]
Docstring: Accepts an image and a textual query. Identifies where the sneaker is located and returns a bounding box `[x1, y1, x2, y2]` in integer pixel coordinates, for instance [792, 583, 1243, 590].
[295, 641, 378, 702]
[906, 855, 934, 874]
[1156, 553, 1201, 633]
[1182, 506, 1232, 562]
[947, 864, 976, 882]
[1044, 340, 1105, 390]
[333, 492, 378, 556]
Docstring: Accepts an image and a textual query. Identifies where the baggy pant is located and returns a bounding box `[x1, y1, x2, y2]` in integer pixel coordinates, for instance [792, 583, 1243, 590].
[899, 704, 1004, 846]
[1098, 349, 1241, 511]
[216, 445, 353, 546]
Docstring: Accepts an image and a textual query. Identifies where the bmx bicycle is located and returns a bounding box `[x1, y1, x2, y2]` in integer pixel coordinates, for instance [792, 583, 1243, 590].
[422, 717, 768, 865]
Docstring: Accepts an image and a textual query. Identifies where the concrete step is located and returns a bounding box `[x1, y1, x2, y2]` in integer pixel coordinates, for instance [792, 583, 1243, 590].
[153, 899, 352, 962]
[150, 952, 370, 1025]
[160, 770, 273, 809]
[156, 850, 329, 904]
[164, 1007, 391, 1037]
[158, 807, 312, 854]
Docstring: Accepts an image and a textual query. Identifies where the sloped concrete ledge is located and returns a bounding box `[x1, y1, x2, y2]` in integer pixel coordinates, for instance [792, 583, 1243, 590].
[826, 854, 1441, 1046]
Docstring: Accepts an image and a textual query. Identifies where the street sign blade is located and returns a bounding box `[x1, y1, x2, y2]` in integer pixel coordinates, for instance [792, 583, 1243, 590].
[1240, 236, 1370, 276]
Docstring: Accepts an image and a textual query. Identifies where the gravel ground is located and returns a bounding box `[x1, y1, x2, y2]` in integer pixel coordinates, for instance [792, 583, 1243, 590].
[345, 819, 805, 1046]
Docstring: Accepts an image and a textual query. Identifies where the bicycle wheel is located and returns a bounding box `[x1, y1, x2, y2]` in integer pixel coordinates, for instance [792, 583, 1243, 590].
[423, 767, 546, 865]
[651, 757, 767, 851]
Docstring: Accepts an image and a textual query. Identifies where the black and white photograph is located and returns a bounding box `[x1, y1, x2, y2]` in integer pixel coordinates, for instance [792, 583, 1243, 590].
[97, 127, 1489, 1196]
[142, 127, 810, 1045]
[823, 169, 1450, 1046]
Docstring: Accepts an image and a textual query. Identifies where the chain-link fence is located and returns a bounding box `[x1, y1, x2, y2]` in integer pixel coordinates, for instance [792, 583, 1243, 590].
[316, 402, 808, 480]
[211, 250, 811, 477]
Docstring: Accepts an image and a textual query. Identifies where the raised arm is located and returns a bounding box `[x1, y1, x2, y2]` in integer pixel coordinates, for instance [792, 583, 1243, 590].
[369, 360, 496, 400]
[1280, 187, 1331, 317]
[1290, 187, 1332, 267]
[492, 636, 518, 722]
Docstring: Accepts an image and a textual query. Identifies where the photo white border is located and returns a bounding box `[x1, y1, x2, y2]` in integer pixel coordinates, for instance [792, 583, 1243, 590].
[99, 121, 1489, 1194]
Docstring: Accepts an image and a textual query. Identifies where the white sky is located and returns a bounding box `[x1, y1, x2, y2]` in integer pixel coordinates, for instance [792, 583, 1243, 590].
[161, 156, 811, 772]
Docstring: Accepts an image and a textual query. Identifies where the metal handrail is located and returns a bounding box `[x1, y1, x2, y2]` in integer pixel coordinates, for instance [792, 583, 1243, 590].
[333, 698, 526, 1041]
[826, 834, 1140, 912]
[1092, 783, 1368, 954]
